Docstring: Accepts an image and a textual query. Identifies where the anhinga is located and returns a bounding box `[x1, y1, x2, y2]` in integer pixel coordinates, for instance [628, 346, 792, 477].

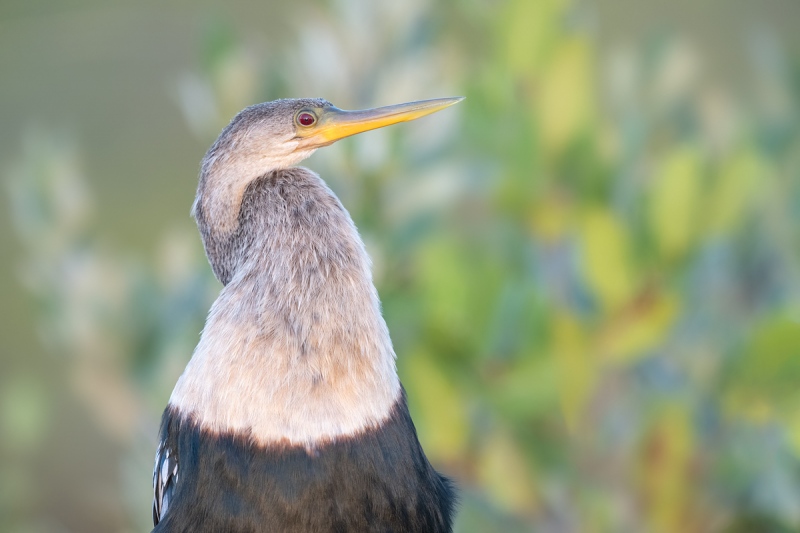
[152, 97, 462, 532]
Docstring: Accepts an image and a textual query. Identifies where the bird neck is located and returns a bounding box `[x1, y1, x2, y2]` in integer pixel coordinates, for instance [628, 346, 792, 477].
[171, 168, 401, 446]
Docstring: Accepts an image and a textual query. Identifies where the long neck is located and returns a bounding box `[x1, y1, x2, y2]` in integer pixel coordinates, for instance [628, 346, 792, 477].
[171, 168, 401, 446]
[202, 167, 392, 360]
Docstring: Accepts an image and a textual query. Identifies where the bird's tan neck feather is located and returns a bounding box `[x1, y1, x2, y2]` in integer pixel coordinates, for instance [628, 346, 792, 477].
[170, 169, 400, 446]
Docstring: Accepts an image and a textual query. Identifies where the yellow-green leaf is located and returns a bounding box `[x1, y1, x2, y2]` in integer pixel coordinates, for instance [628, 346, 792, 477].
[416, 237, 471, 337]
[649, 148, 703, 258]
[552, 312, 594, 431]
[402, 350, 469, 463]
[600, 291, 679, 364]
[503, 0, 567, 78]
[581, 208, 637, 310]
[725, 316, 800, 419]
[640, 406, 694, 533]
[529, 197, 572, 242]
[706, 150, 764, 235]
[786, 409, 800, 457]
[476, 428, 539, 514]
[537, 37, 595, 153]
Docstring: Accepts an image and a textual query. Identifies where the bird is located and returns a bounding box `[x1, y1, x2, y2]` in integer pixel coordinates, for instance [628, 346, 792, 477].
[151, 96, 463, 532]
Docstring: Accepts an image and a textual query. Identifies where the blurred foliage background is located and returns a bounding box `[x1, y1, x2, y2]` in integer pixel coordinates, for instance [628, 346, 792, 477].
[2, 0, 800, 531]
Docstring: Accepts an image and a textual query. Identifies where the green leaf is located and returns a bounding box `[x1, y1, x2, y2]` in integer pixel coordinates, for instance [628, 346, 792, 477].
[581, 208, 637, 310]
[537, 37, 596, 153]
[725, 316, 800, 419]
[476, 428, 539, 514]
[639, 406, 694, 533]
[552, 312, 594, 431]
[706, 150, 764, 235]
[502, 0, 567, 78]
[402, 349, 469, 463]
[599, 291, 679, 364]
[648, 147, 703, 259]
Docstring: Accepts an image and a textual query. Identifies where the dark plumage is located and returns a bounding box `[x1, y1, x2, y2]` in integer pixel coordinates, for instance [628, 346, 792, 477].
[153, 392, 455, 533]
[152, 97, 462, 532]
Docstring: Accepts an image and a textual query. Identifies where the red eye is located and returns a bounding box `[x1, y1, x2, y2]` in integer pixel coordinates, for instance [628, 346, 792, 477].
[298, 112, 316, 126]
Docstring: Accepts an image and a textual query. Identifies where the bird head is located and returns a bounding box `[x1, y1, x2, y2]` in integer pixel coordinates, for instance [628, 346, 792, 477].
[194, 96, 463, 234]
[289, 97, 464, 160]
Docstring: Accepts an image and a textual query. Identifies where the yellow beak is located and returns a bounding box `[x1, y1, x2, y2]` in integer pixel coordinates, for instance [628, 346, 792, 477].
[296, 97, 464, 149]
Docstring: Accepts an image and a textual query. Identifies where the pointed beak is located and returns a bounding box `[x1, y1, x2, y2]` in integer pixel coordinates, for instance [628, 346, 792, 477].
[295, 97, 464, 150]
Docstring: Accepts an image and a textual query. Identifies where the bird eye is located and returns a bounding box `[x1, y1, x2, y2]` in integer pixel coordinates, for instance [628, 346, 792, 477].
[297, 112, 316, 127]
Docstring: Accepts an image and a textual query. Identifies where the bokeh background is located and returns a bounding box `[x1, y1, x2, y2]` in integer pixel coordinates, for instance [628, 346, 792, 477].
[2, 0, 800, 531]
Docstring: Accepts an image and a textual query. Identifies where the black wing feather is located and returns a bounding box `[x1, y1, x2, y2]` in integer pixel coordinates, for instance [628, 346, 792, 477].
[152, 433, 178, 524]
[149, 397, 456, 532]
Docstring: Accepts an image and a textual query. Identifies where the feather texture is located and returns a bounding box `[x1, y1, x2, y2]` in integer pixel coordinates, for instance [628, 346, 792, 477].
[152, 393, 456, 532]
[152, 440, 178, 525]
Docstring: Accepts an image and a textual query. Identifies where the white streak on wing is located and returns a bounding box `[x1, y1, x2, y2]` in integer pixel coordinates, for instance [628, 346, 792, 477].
[160, 451, 170, 484]
[153, 439, 178, 525]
